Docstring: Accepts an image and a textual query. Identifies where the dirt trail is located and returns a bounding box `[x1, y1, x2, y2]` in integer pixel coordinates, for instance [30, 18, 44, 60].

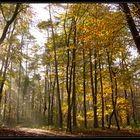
[0, 127, 79, 137]
[1, 127, 140, 137]
[16, 127, 78, 137]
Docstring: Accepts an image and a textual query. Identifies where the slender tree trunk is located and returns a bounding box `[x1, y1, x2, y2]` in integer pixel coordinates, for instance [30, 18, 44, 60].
[48, 4, 62, 128]
[121, 52, 130, 126]
[104, 98, 109, 125]
[50, 76, 56, 125]
[113, 72, 120, 130]
[43, 30, 50, 118]
[124, 89, 130, 125]
[66, 47, 71, 131]
[106, 50, 120, 130]
[17, 63, 21, 123]
[17, 33, 24, 123]
[67, 55, 73, 131]
[63, 8, 73, 132]
[89, 49, 95, 128]
[72, 48, 77, 129]
[94, 48, 99, 128]
[8, 62, 12, 123]
[43, 68, 47, 117]
[99, 57, 105, 129]
[72, 18, 77, 129]
[48, 72, 51, 125]
[38, 80, 42, 114]
[3, 90, 7, 123]
[130, 86, 137, 125]
[83, 48, 87, 128]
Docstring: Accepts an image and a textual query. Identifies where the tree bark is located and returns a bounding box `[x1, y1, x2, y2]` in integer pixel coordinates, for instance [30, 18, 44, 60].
[83, 48, 87, 128]
[89, 49, 95, 128]
[130, 86, 137, 125]
[120, 3, 140, 53]
[93, 48, 99, 128]
[124, 89, 130, 125]
[99, 57, 105, 129]
[72, 18, 77, 129]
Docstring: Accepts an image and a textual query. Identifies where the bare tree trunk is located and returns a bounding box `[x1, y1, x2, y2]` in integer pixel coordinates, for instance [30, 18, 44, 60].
[63, 6, 73, 132]
[43, 68, 47, 117]
[48, 72, 51, 125]
[130, 86, 137, 125]
[0, 4, 21, 45]
[48, 4, 63, 128]
[8, 62, 12, 123]
[72, 18, 77, 129]
[121, 52, 130, 126]
[99, 57, 105, 129]
[50, 76, 56, 125]
[113, 72, 120, 130]
[83, 48, 87, 128]
[120, 3, 140, 53]
[124, 89, 130, 125]
[94, 48, 99, 128]
[106, 50, 120, 130]
[89, 49, 95, 128]
[3, 90, 7, 123]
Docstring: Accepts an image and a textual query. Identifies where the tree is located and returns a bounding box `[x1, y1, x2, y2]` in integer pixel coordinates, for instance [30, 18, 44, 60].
[120, 3, 140, 53]
[48, 4, 63, 128]
[0, 4, 22, 45]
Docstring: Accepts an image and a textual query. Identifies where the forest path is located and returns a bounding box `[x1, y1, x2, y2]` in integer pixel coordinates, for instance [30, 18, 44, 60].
[0, 126, 82, 137]
[15, 127, 78, 137]
[1, 126, 140, 137]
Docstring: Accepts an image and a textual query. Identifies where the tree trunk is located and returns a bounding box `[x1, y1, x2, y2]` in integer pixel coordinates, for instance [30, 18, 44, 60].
[99, 57, 105, 129]
[72, 18, 77, 129]
[113, 72, 120, 130]
[0, 32, 14, 104]
[8, 62, 12, 123]
[0, 21, 16, 103]
[3, 90, 7, 123]
[48, 4, 63, 128]
[89, 49, 95, 128]
[43, 68, 47, 117]
[121, 52, 130, 126]
[120, 3, 140, 53]
[48, 71, 51, 125]
[106, 50, 120, 130]
[0, 4, 21, 45]
[50, 77, 56, 125]
[124, 89, 130, 126]
[83, 48, 87, 128]
[93, 48, 99, 128]
[67, 53, 73, 132]
[63, 8, 73, 132]
[130, 86, 137, 125]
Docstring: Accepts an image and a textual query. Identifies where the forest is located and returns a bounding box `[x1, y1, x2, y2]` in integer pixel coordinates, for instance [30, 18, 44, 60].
[0, 3, 140, 137]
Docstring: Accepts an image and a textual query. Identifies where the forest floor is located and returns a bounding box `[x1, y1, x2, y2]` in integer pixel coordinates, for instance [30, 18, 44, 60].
[1, 126, 140, 138]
